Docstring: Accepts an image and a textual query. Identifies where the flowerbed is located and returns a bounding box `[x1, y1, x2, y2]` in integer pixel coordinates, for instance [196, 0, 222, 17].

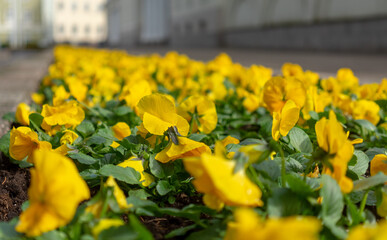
[1, 45, 387, 239]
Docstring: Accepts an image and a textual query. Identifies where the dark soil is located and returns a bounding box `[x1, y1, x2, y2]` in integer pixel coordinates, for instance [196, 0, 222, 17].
[0, 153, 30, 221]
[140, 193, 204, 240]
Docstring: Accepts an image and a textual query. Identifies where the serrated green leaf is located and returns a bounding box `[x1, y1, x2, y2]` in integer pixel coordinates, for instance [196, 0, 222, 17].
[320, 175, 344, 224]
[68, 152, 98, 165]
[353, 172, 387, 191]
[288, 127, 313, 153]
[99, 164, 140, 185]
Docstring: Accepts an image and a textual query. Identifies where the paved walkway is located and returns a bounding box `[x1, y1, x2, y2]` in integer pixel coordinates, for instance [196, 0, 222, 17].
[0, 49, 53, 136]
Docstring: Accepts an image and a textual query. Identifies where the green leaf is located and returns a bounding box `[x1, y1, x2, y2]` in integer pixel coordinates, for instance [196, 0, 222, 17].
[267, 188, 303, 217]
[0, 131, 10, 156]
[98, 225, 138, 240]
[68, 152, 98, 165]
[188, 133, 207, 142]
[0, 221, 23, 240]
[355, 119, 376, 133]
[253, 160, 281, 181]
[353, 172, 387, 191]
[76, 120, 95, 137]
[365, 148, 386, 162]
[128, 214, 154, 240]
[1, 112, 15, 122]
[149, 154, 174, 178]
[128, 189, 151, 200]
[99, 164, 140, 185]
[345, 195, 363, 226]
[113, 106, 132, 116]
[29, 112, 44, 128]
[320, 175, 344, 224]
[348, 150, 369, 176]
[165, 224, 197, 239]
[288, 127, 313, 153]
[284, 174, 314, 196]
[156, 180, 173, 196]
[37, 230, 68, 240]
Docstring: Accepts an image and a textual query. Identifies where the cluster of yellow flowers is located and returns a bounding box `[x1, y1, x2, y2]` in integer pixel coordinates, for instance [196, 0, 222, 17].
[4, 45, 387, 239]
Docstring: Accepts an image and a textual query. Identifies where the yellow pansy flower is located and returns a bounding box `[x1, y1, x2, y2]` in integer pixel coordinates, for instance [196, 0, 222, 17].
[41, 100, 85, 135]
[336, 68, 359, 92]
[137, 93, 189, 136]
[86, 176, 131, 217]
[347, 221, 387, 240]
[351, 99, 380, 125]
[60, 130, 79, 145]
[111, 122, 131, 141]
[220, 136, 240, 147]
[178, 95, 217, 134]
[52, 85, 71, 106]
[31, 93, 45, 105]
[282, 62, 304, 78]
[183, 149, 263, 210]
[225, 208, 321, 240]
[92, 219, 124, 238]
[9, 127, 52, 163]
[243, 93, 260, 113]
[15, 149, 90, 237]
[67, 78, 88, 103]
[271, 100, 300, 141]
[118, 157, 154, 187]
[370, 154, 387, 177]
[302, 86, 332, 120]
[156, 136, 211, 163]
[119, 80, 152, 111]
[15, 103, 32, 126]
[315, 110, 354, 193]
[263, 76, 306, 113]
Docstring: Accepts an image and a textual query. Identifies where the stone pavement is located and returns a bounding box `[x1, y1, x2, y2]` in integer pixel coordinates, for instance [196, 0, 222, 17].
[0, 49, 53, 136]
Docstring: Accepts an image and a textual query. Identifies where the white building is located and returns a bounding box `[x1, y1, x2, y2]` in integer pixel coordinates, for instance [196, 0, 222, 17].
[52, 0, 107, 44]
[0, 0, 48, 48]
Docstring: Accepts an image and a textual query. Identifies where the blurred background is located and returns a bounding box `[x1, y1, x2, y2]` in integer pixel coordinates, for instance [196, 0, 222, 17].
[1, 0, 387, 51]
[1, 0, 387, 84]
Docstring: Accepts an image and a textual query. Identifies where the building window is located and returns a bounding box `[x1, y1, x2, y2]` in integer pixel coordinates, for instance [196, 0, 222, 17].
[97, 26, 104, 34]
[57, 24, 64, 33]
[57, 1, 64, 10]
[199, 19, 207, 32]
[72, 25, 77, 34]
[72, 2, 77, 11]
[98, 3, 104, 11]
[84, 25, 90, 34]
[185, 22, 192, 33]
